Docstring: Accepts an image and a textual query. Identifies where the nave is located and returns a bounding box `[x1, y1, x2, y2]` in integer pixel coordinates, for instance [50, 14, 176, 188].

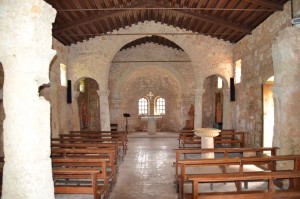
[56, 132, 178, 199]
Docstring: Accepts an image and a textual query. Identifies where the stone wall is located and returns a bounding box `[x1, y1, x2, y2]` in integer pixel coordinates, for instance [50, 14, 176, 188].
[68, 21, 233, 90]
[109, 43, 194, 131]
[68, 21, 233, 130]
[233, 3, 292, 146]
[41, 38, 80, 137]
[272, 25, 300, 156]
[202, 76, 218, 128]
[77, 78, 100, 130]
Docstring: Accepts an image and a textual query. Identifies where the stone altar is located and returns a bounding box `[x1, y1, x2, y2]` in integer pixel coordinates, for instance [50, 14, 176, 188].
[141, 115, 162, 135]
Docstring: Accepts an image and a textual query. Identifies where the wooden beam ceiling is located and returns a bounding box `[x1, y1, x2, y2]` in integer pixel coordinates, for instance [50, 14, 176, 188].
[47, 0, 289, 47]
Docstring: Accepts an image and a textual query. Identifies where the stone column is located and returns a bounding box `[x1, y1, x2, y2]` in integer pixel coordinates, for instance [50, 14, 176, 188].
[222, 88, 233, 129]
[97, 90, 111, 131]
[272, 26, 300, 156]
[292, 0, 300, 18]
[71, 91, 80, 131]
[111, 99, 122, 130]
[0, 1, 56, 198]
[194, 88, 205, 128]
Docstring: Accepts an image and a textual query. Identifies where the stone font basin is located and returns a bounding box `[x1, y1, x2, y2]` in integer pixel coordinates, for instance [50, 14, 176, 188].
[194, 128, 221, 137]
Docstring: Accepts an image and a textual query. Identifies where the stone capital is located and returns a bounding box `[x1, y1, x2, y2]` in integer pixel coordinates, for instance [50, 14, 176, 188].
[72, 91, 80, 98]
[97, 90, 110, 97]
[194, 88, 205, 96]
[222, 88, 230, 97]
[112, 99, 122, 104]
[272, 86, 286, 98]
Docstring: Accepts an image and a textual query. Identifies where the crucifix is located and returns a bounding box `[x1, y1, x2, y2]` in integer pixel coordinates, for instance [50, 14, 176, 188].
[147, 91, 154, 100]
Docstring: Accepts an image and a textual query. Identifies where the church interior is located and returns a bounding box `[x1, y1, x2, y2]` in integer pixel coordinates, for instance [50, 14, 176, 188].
[0, 0, 300, 198]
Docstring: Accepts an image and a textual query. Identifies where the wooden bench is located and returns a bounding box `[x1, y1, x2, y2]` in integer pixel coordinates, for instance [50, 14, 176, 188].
[174, 147, 279, 183]
[58, 133, 126, 159]
[70, 130, 127, 146]
[179, 132, 245, 148]
[52, 158, 109, 199]
[177, 154, 300, 198]
[51, 142, 120, 161]
[178, 130, 194, 148]
[51, 136, 126, 158]
[186, 171, 300, 199]
[69, 130, 128, 155]
[51, 148, 117, 185]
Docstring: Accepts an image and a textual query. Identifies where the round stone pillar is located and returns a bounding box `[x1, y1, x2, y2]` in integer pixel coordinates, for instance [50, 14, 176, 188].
[222, 88, 233, 129]
[71, 91, 81, 131]
[0, 1, 56, 198]
[272, 25, 300, 155]
[194, 88, 205, 128]
[194, 128, 221, 159]
[97, 90, 111, 131]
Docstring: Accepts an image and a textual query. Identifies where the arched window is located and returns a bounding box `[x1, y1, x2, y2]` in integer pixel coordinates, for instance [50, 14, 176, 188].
[156, 97, 165, 115]
[60, 63, 67, 86]
[138, 98, 148, 115]
[235, 59, 242, 84]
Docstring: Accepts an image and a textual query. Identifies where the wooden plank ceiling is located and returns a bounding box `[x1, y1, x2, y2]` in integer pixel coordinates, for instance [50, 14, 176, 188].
[46, 0, 289, 50]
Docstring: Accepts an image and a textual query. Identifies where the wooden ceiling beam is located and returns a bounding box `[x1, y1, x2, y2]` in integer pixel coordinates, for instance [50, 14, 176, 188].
[149, 2, 252, 34]
[244, 0, 283, 10]
[53, 1, 151, 33]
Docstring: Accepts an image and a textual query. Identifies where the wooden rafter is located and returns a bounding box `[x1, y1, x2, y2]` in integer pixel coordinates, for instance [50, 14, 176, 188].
[149, 2, 252, 34]
[244, 0, 284, 10]
[47, 0, 288, 45]
[53, 1, 151, 33]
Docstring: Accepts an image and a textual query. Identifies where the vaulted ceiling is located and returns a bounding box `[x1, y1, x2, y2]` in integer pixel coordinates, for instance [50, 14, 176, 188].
[46, 0, 289, 49]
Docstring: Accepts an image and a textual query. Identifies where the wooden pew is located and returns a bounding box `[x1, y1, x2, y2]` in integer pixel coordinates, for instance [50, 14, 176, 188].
[178, 130, 194, 148]
[69, 130, 128, 155]
[179, 132, 246, 149]
[69, 130, 127, 146]
[51, 148, 117, 185]
[186, 171, 300, 199]
[51, 142, 120, 161]
[52, 158, 109, 199]
[57, 133, 125, 159]
[174, 147, 279, 183]
[178, 154, 300, 199]
[51, 136, 127, 158]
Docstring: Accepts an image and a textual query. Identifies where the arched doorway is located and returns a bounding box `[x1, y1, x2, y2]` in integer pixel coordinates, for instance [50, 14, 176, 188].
[77, 78, 100, 130]
[202, 75, 225, 129]
[263, 76, 274, 148]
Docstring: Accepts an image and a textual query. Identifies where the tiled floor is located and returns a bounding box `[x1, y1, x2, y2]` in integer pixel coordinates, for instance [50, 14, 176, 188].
[110, 134, 178, 199]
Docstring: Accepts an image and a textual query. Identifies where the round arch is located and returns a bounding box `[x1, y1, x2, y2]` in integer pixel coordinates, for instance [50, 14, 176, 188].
[74, 76, 100, 91]
[102, 23, 198, 89]
[202, 74, 229, 90]
[112, 65, 186, 99]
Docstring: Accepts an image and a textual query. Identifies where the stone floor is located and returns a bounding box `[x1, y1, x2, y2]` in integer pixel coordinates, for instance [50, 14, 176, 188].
[110, 133, 178, 199]
[56, 132, 178, 199]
